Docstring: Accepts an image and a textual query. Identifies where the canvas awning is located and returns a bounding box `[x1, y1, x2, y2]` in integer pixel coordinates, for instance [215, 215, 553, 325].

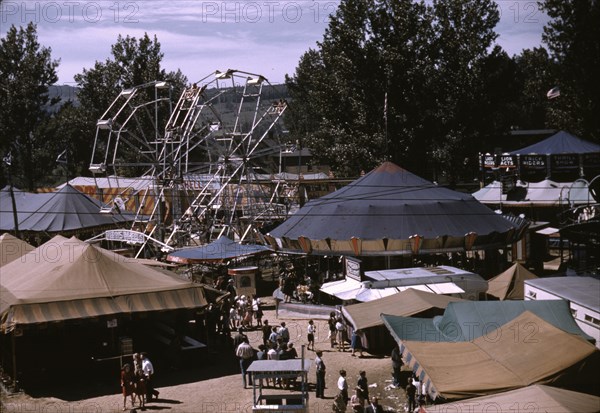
[397, 311, 598, 400]
[166, 235, 272, 264]
[319, 277, 364, 301]
[0, 236, 215, 332]
[472, 179, 593, 206]
[509, 130, 600, 155]
[342, 289, 463, 331]
[487, 262, 538, 300]
[424, 385, 600, 413]
[382, 300, 594, 343]
[0, 233, 34, 267]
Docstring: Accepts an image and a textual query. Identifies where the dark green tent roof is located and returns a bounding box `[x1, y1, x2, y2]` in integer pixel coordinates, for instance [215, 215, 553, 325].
[381, 300, 594, 343]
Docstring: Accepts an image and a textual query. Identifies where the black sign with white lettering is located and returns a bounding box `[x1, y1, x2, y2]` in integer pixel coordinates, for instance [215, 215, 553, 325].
[583, 153, 600, 167]
[551, 154, 578, 170]
[521, 155, 547, 170]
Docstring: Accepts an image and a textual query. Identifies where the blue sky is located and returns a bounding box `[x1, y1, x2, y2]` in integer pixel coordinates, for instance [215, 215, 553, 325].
[0, 1, 550, 85]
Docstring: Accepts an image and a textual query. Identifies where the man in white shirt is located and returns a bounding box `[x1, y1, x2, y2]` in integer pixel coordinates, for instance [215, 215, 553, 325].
[235, 338, 255, 388]
[141, 353, 159, 401]
[337, 369, 348, 409]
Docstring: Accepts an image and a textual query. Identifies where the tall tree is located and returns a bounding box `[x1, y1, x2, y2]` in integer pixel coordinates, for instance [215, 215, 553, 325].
[286, 0, 502, 180]
[541, 0, 600, 141]
[73, 33, 187, 177]
[425, 0, 500, 181]
[0, 23, 59, 189]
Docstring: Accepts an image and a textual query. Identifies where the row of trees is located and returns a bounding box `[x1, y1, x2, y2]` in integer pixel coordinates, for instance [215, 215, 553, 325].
[1, 0, 599, 188]
[0, 24, 187, 190]
[285, 0, 600, 179]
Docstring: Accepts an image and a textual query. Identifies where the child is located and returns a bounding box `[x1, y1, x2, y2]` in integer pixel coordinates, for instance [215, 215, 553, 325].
[307, 319, 316, 350]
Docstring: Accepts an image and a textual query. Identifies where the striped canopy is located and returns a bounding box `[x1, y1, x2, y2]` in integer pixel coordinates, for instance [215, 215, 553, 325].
[394, 311, 598, 401]
[0, 236, 210, 332]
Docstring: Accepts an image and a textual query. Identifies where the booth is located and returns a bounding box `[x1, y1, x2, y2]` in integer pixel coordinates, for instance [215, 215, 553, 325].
[228, 266, 258, 297]
[247, 359, 311, 412]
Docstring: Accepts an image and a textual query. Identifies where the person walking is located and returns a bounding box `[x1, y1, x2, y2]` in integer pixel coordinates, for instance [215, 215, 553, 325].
[391, 343, 403, 387]
[335, 318, 346, 352]
[328, 312, 337, 348]
[406, 377, 417, 412]
[314, 350, 326, 398]
[350, 329, 364, 357]
[337, 369, 349, 410]
[235, 337, 255, 389]
[357, 370, 369, 404]
[120, 363, 136, 411]
[307, 319, 316, 351]
[141, 353, 159, 402]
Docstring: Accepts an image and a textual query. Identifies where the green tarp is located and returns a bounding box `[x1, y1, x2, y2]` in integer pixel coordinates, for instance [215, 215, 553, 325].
[381, 300, 594, 343]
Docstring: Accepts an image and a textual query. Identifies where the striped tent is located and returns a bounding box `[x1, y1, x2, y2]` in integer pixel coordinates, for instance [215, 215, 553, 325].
[0, 236, 211, 333]
[0, 233, 35, 267]
[395, 311, 599, 401]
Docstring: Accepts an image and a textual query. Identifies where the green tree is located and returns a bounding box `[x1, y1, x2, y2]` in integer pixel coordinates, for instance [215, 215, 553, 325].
[541, 0, 600, 141]
[424, 0, 500, 181]
[72, 33, 187, 177]
[0, 23, 59, 189]
[286, 0, 502, 180]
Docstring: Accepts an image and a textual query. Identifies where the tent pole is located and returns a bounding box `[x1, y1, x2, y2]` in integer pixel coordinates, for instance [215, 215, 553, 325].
[12, 330, 17, 391]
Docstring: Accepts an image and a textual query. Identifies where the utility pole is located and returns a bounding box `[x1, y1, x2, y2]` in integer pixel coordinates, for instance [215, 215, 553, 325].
[3, 151, 20, 238]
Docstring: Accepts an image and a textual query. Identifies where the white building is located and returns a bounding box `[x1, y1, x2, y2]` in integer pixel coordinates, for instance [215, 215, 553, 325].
[524, 277, 600, 348]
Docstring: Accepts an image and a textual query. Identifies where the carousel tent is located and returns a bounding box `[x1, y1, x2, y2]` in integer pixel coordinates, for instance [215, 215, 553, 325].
[0, 233, 35, 267]
[486, 262, 538, 300]
[16, 184, 136, 233]
[1, 185, 135, 233]
[267, 162, 525, 256]
[396, 311, 599, 400]
[343, 289, 463, 332]
[424, 385, 600, 413]
[0, 236, 212, 332]
[382, 300, 594, 343]
[166, 235, 272, 264]
[0, 186, 53, 231]
[510, 130, 600, 155]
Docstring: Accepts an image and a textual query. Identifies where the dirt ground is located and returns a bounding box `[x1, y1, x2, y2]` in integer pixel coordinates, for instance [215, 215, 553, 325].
[1, 305, 410, 413]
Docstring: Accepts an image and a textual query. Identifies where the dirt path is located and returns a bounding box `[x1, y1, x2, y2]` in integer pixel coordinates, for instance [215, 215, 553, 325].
[1, 309, 409, 412]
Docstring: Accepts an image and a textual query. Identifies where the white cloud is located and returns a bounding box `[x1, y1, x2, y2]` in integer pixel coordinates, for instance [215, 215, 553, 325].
[2, 1, 548, 85]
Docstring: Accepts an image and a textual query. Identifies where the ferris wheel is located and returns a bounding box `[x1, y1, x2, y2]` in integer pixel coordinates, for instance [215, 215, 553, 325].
[89, 70, 289, 252]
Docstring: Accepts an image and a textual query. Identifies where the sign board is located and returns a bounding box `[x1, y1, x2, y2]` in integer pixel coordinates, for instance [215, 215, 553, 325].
[497, 155, 516, 169]
[551, 154, 579, 170]
[583, 153, 600, 167]
[520, 155, 547, 170]
[480, 154, 516, 169]
[345, 257, 362, 282]
[105, 230, 146, 245]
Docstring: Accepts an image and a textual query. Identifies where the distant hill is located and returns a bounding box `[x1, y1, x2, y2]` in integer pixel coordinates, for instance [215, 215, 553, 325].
[46, 84, 80, 112]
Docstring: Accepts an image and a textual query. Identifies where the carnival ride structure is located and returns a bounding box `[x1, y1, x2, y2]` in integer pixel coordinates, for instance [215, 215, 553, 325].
[89, 70, 289, 255]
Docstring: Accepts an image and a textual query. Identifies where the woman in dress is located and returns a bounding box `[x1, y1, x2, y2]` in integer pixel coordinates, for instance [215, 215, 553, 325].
[120, 363, 136, 410]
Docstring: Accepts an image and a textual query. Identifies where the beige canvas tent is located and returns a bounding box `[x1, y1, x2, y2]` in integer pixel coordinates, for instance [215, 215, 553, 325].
[343, 289, 463, 331]
[342, 289, 464, 352]
[400, 311, 598, 400]
[0, 236, 211, 332]
[425, 385, 600, 413]
[487, 262, 538, 300]
[0, 233, 34, 267]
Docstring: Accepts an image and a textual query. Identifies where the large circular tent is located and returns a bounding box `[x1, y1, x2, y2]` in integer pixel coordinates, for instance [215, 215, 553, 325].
[266, 162, 526, 256]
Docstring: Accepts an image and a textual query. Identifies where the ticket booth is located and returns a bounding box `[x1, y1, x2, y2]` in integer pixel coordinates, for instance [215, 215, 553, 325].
[228, 266, 258, 297]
